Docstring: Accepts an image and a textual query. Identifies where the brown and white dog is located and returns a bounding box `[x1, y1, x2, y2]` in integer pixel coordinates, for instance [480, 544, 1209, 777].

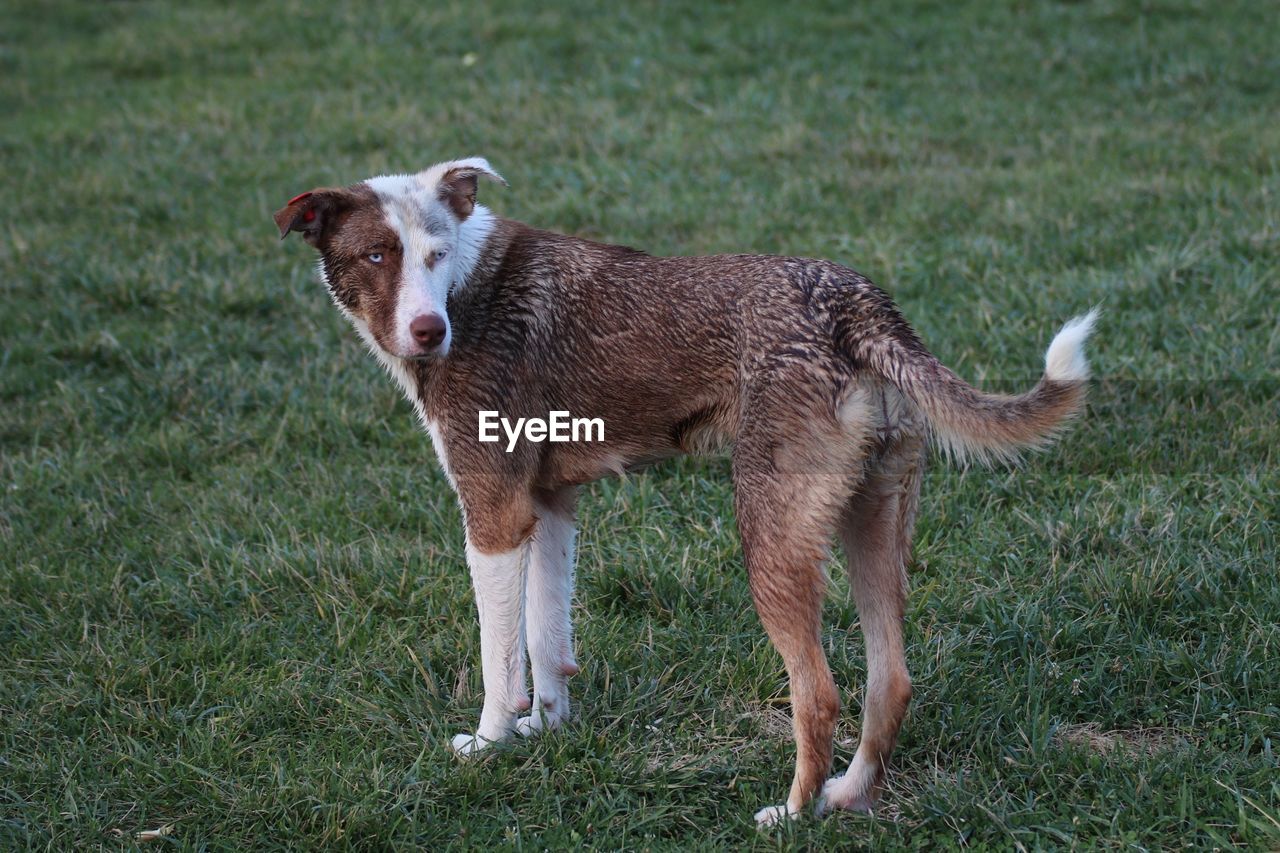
[274, 158, 1096, 825]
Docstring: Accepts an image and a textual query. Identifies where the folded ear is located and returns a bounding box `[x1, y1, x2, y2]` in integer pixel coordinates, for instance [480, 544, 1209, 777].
[272, 188, 351, 246]
[421, 157, 507, 220]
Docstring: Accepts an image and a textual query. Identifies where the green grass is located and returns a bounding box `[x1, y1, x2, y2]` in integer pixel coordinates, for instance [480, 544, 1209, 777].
[2, 0, 1277, 848]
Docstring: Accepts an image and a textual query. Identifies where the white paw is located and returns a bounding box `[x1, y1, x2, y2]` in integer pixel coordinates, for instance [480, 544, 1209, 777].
[753, 803, 798, 827]
[515, 705, 568, 737]
[450, 732, 495, 757]
[817, 773, 875, 815]
[515, 715, 545, 737]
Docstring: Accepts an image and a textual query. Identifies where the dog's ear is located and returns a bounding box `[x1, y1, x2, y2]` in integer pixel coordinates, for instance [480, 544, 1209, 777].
[273, 188, 351, 246]
[423, 157, 507, 220]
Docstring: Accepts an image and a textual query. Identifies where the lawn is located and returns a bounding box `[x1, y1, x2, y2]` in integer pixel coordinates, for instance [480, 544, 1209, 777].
[2, 0, 1277, 849]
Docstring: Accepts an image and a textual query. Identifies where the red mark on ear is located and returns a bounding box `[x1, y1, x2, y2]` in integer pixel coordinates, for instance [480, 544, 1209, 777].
[287, 191, 312, 205]
[303, 209, 316, 222]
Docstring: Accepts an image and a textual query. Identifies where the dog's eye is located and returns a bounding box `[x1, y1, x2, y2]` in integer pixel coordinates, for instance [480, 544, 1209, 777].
[434, 249, 448, 261]
[367, 252, 384, 264]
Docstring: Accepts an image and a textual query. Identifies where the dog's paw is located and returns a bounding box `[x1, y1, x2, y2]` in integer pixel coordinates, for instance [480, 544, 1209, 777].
[816, 773, 876, 815]
[515, 703, 569, 737]
[753, 803, 799, 828]
[515, 714, 554, 737]
[450, 732, 496, 758]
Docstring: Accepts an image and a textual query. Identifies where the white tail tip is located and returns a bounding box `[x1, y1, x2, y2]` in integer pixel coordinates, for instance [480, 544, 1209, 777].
[1044, 308, 1099, 382]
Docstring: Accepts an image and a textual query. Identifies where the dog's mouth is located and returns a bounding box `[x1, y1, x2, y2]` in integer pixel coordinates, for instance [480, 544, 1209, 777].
[390, 340, 450, 362]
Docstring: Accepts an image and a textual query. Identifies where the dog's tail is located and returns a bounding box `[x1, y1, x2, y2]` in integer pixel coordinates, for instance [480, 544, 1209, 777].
[843, 304, 1098, 464]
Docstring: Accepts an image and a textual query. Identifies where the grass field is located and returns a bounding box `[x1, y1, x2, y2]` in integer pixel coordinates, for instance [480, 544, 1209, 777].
[2, 0, 1278, 848]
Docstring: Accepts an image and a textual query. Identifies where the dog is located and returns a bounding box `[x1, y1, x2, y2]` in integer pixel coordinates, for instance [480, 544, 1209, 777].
[273, 158, 1096, 825]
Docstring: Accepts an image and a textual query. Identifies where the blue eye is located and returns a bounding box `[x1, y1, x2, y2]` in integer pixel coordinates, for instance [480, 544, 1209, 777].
[367, 252, 384, 264]
[435, 249, 448, 261]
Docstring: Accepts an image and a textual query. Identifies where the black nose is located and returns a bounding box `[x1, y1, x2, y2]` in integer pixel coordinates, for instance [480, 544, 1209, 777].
[410, 313, 446, 349]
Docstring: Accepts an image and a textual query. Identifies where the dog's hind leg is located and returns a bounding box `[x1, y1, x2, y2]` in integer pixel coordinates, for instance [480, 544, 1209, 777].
[820, 437, 924, 814]
[517, 486, 580, 737]
[733, 408, 865, 826]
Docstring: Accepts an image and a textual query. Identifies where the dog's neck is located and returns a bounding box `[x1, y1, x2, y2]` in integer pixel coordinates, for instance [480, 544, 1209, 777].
[453, 205, 502, 294]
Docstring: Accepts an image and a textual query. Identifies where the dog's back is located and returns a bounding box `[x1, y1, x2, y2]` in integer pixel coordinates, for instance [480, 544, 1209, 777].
[439, 218, 1093, 483]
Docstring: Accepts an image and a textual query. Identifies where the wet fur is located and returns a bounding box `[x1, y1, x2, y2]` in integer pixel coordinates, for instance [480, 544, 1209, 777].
[274, 162, 1095, 824]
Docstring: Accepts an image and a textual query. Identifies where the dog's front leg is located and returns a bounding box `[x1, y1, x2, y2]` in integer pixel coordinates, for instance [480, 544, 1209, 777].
[517, 489, 579, 737]
[451, 530, 531, 757]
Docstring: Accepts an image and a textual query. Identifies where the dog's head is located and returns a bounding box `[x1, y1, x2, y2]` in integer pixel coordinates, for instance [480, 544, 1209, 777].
[274, 157, 506, 359]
